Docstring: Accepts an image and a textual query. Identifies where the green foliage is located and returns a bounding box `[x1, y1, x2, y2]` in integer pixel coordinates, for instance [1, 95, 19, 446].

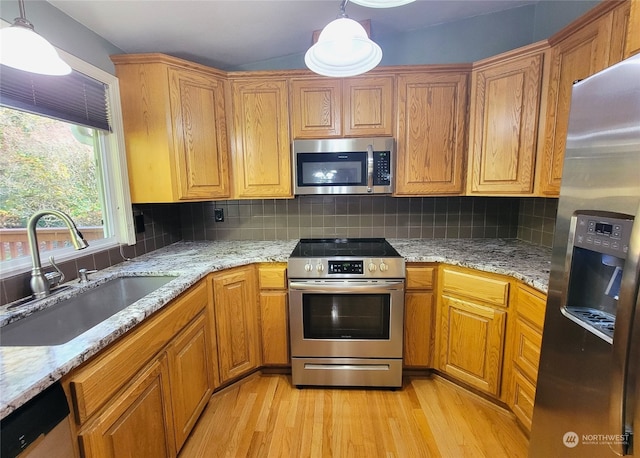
[0, 107, 103, 228]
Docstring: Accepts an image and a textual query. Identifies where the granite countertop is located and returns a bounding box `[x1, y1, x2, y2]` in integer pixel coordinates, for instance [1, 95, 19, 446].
[0, 238, 551, 419]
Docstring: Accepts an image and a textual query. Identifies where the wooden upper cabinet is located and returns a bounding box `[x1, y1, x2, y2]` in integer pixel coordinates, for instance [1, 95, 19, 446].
[342, 76, 394, 136]
[467, 43, 547, 195]
[229, 78, 292, 198]
[111, 54, 230, 203]
[291, 78, 342, 138]
[538, 2, 625, 196]
[395, 70, 469, 195]
[625, 0, 640, 57]
[290, 75, 394, 138]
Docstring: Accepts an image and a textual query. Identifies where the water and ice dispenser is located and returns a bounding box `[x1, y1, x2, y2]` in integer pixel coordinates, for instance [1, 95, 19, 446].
[563, 212, 634, 343]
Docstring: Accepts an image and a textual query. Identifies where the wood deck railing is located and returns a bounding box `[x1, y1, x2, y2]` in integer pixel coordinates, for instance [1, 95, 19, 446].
[0, 227, 105, 261]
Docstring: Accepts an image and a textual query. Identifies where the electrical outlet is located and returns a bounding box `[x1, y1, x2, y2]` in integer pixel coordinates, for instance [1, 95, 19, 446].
[214, 208, 224, 222]
[134, 213, 145, 233]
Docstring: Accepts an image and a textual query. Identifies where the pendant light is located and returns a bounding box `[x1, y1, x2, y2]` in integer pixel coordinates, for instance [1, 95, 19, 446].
[0, 0, 71, 75]
[305, 0, 382, 78]
[350, 0, 416, 7]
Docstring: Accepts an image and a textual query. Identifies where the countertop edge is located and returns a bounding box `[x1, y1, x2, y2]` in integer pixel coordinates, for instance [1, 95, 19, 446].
[0, 239, 550, 419]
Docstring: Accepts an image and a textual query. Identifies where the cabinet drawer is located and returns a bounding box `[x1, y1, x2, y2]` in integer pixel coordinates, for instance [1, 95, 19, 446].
[406, 265, 435, 290]
[516, 284, 546, 329]
[513, 317, 543, 383]
[509, 367, 536, 431]
[258, 263, 287, 290]
[442, 268, 509, 307]
[68, 281, 209, 424]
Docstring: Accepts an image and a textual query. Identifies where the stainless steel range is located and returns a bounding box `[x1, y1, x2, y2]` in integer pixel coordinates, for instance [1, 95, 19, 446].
[288, 238, 405, 388]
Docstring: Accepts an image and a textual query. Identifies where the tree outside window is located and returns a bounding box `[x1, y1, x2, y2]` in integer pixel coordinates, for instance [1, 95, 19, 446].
[0, 106, 106, 261]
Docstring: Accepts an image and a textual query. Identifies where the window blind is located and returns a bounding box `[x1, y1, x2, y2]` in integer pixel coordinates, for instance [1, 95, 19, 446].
[0, 64, 111, 132]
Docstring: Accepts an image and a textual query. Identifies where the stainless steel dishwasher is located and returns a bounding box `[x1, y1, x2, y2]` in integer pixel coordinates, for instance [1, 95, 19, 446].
[1, 382, 75, 458]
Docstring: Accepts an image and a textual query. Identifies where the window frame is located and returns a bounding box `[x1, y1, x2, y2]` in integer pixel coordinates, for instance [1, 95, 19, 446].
[0, 48, 135, 278]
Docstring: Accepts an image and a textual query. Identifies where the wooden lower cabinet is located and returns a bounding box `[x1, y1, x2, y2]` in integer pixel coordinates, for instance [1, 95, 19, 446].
[167, 312, 213, 449]
[67, 279, 213, 458]
[211, 265, 261, 383]
[258, 263, 290, 366]
[439, 295, 507, 396]
[503, 283, 546, 431]
[79, 355, 176, 458]
[436, 266, 510, 397]
[404, 264, 436, 368]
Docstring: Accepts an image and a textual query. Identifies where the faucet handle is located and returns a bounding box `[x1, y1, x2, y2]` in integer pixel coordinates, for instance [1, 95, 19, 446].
[47, 256, 65, 288]
[78, 268, 98, 283]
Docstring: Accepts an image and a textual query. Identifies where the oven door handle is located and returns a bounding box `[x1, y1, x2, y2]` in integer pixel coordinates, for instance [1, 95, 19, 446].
[289, 280, 404, 293]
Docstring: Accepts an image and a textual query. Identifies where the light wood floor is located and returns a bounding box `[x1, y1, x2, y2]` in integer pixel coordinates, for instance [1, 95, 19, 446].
[179, 373, 528, 458]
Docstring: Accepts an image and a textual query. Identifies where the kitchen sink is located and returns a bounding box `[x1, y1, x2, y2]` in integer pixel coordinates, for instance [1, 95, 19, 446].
[0, 276, 177, 347]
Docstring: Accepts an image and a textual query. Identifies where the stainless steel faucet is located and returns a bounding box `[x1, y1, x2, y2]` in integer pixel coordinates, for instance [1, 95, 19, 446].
[27, 210, 89, 298]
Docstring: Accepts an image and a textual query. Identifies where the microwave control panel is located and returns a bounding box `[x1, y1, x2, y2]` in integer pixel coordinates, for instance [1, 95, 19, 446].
[573, 214, 634, 258]
[373, 152, 391, 186]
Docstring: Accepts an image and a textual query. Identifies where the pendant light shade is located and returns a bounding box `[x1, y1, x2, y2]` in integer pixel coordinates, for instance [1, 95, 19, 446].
[0, 0, 71, 75]
[305, 17, 382, 77]
[350, 0, 416, 7]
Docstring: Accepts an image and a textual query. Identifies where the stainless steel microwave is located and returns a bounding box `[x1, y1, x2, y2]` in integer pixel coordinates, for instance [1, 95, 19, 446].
[292, 137, 394, 195]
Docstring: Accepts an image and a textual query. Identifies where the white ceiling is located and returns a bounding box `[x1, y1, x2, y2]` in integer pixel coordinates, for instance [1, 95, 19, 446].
[47, 0, 538, 70]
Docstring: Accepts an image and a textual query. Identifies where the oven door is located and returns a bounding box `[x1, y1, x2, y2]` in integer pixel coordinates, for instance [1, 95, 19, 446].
[288, 279, 404, 359]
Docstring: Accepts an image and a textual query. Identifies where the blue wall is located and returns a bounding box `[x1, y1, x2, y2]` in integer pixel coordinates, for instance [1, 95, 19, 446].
[231, 1, 601, 71]
[1, 0, 600, 74]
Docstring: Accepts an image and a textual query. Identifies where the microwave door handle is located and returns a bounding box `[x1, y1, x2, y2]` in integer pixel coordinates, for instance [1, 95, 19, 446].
[610, 204, 640, 456]
[367, 145, 374, 193]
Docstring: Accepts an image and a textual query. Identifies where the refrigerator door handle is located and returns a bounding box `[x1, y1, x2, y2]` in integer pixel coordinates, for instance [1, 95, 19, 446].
[610, 204, 640, 456]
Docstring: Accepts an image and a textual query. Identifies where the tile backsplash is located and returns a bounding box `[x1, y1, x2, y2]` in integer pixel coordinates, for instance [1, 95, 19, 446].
[2, 196, 558, 305]
[517, 198, 558, 248]
[180, 196, 521, 242]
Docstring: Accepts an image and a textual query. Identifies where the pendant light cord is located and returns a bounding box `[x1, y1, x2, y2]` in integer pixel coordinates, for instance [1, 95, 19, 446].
[14, 0, 34, 30]
[339, 0, 349, 18]
[18, 0, 26, 19]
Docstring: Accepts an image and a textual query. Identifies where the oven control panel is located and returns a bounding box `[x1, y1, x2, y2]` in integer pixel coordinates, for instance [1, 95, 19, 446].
[288, 258, 405, 279]
[328, 260, 363, 274]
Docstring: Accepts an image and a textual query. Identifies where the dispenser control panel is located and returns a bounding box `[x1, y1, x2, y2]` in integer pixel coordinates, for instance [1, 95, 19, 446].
[574, 214, 633, 257]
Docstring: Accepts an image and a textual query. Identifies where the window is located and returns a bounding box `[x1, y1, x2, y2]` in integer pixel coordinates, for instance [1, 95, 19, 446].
[0, 50, 134, 276]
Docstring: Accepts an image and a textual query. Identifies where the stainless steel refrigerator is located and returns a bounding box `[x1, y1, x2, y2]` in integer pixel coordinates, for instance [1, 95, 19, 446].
[530, 54, 640, 456]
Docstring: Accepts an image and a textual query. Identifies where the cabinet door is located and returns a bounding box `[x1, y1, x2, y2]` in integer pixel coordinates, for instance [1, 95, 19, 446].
[259, 291, 290, 365]
[625, 0, 640, 58]
[468, 51, 544, 194]
[404, 291, 434, 367]
[439, 295, 506, 396]
[539, 13, 614, 195]
[291, 78, 342, 138]
[169, 68, 230, 200]
[167, 312, 213, 450]
[343, 76, 394, 137]
[508, 367, 537, 431]
[80, 356, 175, 458]
[395, 72, 468, 195]
[212, 266, 261, 383]
[230, 79, 291, 198]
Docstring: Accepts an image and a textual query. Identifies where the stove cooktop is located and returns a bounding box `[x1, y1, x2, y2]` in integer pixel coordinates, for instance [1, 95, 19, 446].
[289, 238, 401, 258]
[288, 238, 405, 279]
